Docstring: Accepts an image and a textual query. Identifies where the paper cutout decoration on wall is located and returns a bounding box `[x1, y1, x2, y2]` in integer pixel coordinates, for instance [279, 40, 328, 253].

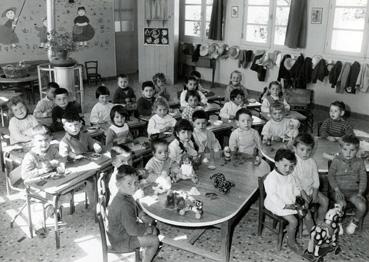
[72, 6, 95, 46]
[0, 7, 19, 47]
[144, 28, 168, 45]
[34, 17, 48, 48]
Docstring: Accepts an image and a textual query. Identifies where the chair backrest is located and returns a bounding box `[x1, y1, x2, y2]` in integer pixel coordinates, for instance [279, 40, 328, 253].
[85, 61, 98, 76]
[96, 203, 109, 262]
[258, 174, 269, 212]
[284, 88, 313, 107]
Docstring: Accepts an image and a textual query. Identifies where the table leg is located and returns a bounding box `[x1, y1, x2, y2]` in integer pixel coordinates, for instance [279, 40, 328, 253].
[220, 219, 233, 262]
[26, 189, 33, 238]
[53, 195, 61, 249]
[1, 107, 4, 127]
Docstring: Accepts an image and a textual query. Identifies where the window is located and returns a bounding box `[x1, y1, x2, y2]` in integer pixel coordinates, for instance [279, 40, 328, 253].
[114, 0, 136, 33]
[243, 0, 291, 47]
[183, 0, 213, 41]
[327, 0, 369, 54]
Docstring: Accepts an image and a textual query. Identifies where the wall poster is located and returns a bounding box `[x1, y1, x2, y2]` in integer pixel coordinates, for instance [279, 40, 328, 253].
[144, 28, 168, 45]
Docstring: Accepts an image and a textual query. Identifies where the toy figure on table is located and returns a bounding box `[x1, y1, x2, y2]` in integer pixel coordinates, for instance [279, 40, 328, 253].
[166, 190, 203, 219]
[173, 153, 199, 184]
[284, 119, 300, 142]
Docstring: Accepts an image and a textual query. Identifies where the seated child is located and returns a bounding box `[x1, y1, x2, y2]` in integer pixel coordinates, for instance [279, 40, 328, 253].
[59, 111, 103, 207]
[225, 70, 248, 102]
[190, 70, 210, 94]
[33, 82, 59, 126]
[261, 102, 299, 143]
[112, 74, 136, 105]
[169, 119, 199, 164]
[264, 148, 302, 254]
[8, 96, 38, 144]
[219, 89, 246, 120]
[153, 72, 170, 101]
[181, 90, 203, 122]
[51, 88, 83, 132]
[90, 85, 114, 127]
[106, 105, 133, 149]
[145, 138, 179, 183]
[180, 76, 207, 108]
[328, 135, 367, 235]
[291, 133, 329, 230]
[108, 144, 133, 201]
[261, 81, 290, 114]
[137, 81, 156, 117]
[319, 101, 354, 142]
[147, 97, 176, 137]
[192, 110, 221, 168]
[107, 165, 159, 262]
[21, 125, 65, 237]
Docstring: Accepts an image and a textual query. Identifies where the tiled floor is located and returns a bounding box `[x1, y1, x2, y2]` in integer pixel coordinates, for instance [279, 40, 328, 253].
[1, 78, 368, 262]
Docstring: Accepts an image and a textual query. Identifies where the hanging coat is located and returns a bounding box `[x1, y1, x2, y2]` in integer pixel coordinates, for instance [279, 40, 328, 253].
[329, 61, 343, 88]
[311, 59, 329, 83]
[277, 54, 291, 81]
[345, 61, 360, 94]
[336, 62, 351, 93]
[250, 52, 267, 82]
[355, 63, 369, 93]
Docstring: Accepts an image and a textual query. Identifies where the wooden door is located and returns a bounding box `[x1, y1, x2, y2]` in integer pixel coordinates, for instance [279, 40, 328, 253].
[114, 0, 138, 74]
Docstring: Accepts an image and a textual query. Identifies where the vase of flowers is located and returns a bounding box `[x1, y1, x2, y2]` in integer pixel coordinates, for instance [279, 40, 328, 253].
[47, 30, 77, 67]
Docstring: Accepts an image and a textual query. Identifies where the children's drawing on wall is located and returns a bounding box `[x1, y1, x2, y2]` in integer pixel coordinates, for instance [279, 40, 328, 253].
[0, 7, 19, 47]
[34, 17, 48, 49]
[72, 6, 95, 47]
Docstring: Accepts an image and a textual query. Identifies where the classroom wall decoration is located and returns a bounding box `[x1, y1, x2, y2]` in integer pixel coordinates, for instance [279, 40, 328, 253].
[144, 28, 168, 45]
[145, 0, 168, 20]
[0, 0, 116, 77]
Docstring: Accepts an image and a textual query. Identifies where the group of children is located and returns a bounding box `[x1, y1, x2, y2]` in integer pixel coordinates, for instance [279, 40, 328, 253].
[5, 67, 367, 261]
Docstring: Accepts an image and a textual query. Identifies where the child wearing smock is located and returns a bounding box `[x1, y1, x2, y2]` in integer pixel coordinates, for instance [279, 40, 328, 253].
[181, 90, 203, 122]
[106, 105, 132, 149]
[90, 85, 114, 127]
[219, 89, 246, 120]
[147, 97, 176, 137]
[180, 76, 207, 108]
[225, 70, 248, 102]
[33, 82, 59, 127]
[261, 81, 290, 114]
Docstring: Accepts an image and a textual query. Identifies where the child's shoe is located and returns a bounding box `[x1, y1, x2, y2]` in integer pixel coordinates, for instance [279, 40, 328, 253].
[346, 219, 359, 235]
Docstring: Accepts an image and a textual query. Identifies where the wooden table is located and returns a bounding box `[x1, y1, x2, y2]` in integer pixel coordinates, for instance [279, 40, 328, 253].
[26, 154, 111, 248]
[260, 137, 369, 173]
[140, 160, 270, 262]
[261, 110, 307, 121]
[0, 74, 38, 103]
[0, 91, 22, 126]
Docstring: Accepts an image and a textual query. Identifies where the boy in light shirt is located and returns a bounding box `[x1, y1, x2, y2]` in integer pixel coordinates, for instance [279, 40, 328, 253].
[90, 85, 114, 128]
[219, 89, 246, 120]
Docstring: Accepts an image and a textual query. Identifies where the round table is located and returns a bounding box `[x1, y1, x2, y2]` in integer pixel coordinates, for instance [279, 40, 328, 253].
[140, 159, 270, 261]
[0, 74, 38, 103]
[260, 137, 369, 173]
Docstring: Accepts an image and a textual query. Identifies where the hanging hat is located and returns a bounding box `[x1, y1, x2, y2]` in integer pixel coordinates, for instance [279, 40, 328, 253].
[261, 51, 281, 69]
[219, 44, 230, 59]
[283, 57, 296, 71]
[229, 46, 240, 59]
[216, 43, 226, 57]
[2, 7, 16, 18]
[199, 44, 209, 56]
[208, 43, 219, 59]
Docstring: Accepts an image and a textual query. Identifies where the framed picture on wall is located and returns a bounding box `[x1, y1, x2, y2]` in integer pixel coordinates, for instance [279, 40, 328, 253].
[311, 7, 323, 24]
[144, 28, 169, 45]
[231, 6, 239, 18]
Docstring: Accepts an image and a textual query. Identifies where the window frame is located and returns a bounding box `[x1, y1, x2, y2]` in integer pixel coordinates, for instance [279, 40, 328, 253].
[325, 0, 369, 57]
[181, 0, 213, 43]
[241, 0, 291, 48]
[114, 0, 136, 34]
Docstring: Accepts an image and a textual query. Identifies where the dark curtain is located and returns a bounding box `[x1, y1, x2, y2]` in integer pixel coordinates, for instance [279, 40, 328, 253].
[208, 0, 227, 40]
[284, 0, 307, 49]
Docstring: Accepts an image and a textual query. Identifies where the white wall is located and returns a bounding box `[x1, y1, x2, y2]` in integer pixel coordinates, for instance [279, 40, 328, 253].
[185, 0, 369, 115]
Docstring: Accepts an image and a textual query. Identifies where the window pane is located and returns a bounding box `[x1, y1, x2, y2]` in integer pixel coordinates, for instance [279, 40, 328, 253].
[331, 30, 363, 52]
[185, 21, 201, 36]
[248, 0, 269, 5]
[274, 26, 287, 45]
[115, 21, 121, 32]
[205, 22, 210, 37]
[336, 0, 367, 6]
[185, 0, 201, 4]
[185, 5, 202, 20]
[121, 20, 134, 32]
[247, 6, 269, 24]
[275, 6, 290, 25]
[206, 5, 212, 21]
[277, 0, 291, 6]
[333, 8, 366, 30]
[246, 25, 268, 43]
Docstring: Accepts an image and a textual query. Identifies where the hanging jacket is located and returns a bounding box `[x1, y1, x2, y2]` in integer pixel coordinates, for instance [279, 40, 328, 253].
[345, 61, 360, 94]
[336, 62, 351, 93]
[356, 63, 369, 93]
[311, 59, 328, 83]
[329, 61, 343, 88]
[250, 52, 267, 81]
[277, 54, 291, 81]
[192, 44, 201, 62]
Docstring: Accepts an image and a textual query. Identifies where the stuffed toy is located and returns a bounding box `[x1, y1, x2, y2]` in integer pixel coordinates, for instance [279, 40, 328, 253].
[166, 190, 203, 219]
[173, 154, 199, 183]
[306, 203, 344, 258]
[210, 173, 234, 194]
[152, 171, 172, 195]
[295, 195, 308, 218]
[223, 146, 232, 162]
[284, 119, 300, 142]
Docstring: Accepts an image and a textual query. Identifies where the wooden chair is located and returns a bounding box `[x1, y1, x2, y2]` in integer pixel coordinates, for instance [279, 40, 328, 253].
[85, 61, 102, 86]
[285, 88, 314, 132]
[96, 172, 140, 262]
[258, 174, 288, 250]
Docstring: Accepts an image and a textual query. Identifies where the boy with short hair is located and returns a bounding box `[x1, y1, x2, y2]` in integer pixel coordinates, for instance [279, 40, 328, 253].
[328, 135, 367, 234]
[219, 89, 246, 120]
[34, 82, 59, 126]
[261, 102, 298, 143]
[292, 133, 328, 229]
[51, 88, 83, 131]
[112, 74, 136, 105]
[59, 111, 102, 206]
[319, 101, 354, 142]
[107, 165, 159, 262]
[137, 81, 156, 117]
[90, 85, 114, 127]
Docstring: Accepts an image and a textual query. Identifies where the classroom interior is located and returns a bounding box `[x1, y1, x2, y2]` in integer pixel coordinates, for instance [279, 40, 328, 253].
[1, 0, 369, 262]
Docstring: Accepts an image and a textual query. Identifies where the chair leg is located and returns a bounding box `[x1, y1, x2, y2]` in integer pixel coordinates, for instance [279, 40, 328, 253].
[10, 202, 28, 228]
[26, 193, 34, 238]
[277, 221, 285, 250]
[258, 212, 264, 236]
[272, 219, 278, 229]
[298, 218, 303, 239]
[135, 248, 141, 262]
[70, 191, 75, 214]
